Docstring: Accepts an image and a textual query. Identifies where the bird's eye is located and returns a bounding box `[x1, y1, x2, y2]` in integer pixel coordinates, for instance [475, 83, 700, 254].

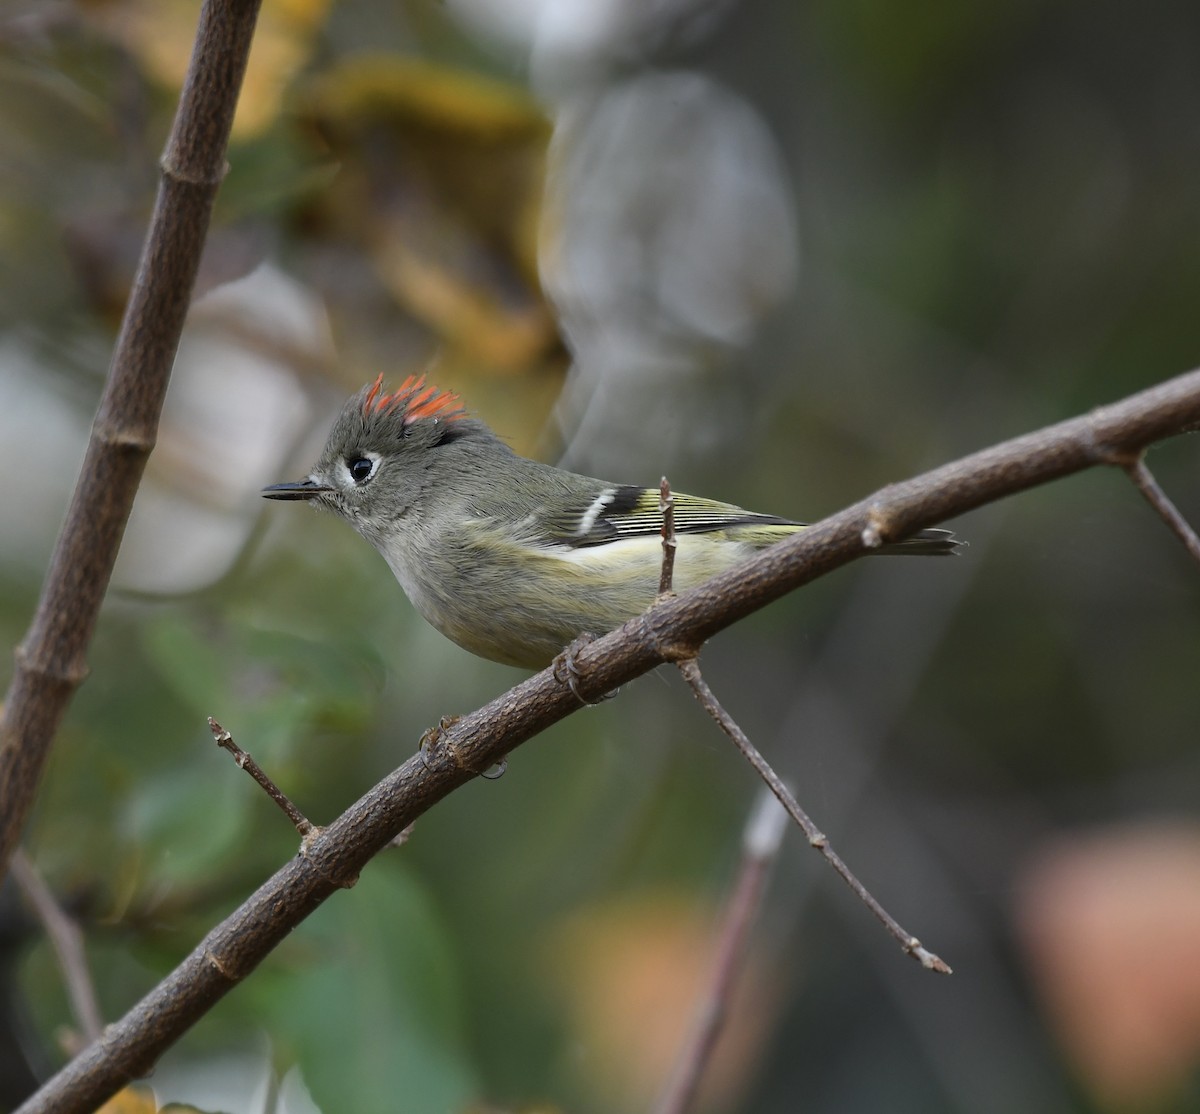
[348, 456, 376, 483]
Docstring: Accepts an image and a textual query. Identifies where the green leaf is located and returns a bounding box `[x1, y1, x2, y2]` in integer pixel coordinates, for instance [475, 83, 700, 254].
[250, 859, 478, 1114]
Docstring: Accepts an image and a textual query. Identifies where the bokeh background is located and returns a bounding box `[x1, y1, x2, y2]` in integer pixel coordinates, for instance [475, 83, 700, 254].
[3, 1, 1200, 1111]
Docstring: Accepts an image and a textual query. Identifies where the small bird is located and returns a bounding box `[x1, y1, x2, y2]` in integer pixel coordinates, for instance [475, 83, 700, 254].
[264, 376, 961, 669]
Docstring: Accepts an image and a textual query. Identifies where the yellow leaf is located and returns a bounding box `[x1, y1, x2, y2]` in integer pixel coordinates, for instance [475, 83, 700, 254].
[94, 1086, 159, 1114]
[85, 0, 332, 139]
[297, 54, 548, 142]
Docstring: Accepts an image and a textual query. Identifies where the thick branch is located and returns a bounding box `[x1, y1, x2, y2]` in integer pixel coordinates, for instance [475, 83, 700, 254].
[18, 365, 1200, 1113]
[0, 0, 262, 874]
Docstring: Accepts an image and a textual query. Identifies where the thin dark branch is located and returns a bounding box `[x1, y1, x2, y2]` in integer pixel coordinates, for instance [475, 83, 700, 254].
[655, 790, 788, 1114]
[208, 719, 315, 837]
[18, 365, 1200, 1113]
[10, 850, 104, 1045]
[659, 475, 677, 595]
[676, 659, 950, 973]
[1123, 455, 1200, 566]
[656, 467, 945, 965]
[0, 0, 263, 877]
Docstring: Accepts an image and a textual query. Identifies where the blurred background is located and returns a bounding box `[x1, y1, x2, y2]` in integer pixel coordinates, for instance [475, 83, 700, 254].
[3, 0, 1200, 1111]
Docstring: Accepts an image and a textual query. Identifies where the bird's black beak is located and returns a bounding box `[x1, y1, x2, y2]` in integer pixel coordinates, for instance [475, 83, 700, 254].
[262, 478, 333, 501]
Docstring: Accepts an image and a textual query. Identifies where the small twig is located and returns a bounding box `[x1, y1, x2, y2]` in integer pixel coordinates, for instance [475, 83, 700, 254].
[659, 476, 677, 596]
[655, 790, 788, 1114]
[10, 849, 104, 1045]
[1123, 455, 1200, 566]
[208, 718, 314, 837]
[676, 659, 950, 974]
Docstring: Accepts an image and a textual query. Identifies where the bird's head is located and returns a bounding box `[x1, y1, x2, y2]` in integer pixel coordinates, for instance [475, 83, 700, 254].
[263, 375, 484, 540]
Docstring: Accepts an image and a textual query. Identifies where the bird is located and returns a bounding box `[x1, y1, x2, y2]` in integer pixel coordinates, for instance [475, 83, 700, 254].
[263, 375, 961, 669]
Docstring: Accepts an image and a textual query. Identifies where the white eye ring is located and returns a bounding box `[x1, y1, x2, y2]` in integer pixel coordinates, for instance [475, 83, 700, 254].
[345, 453, 380, 484]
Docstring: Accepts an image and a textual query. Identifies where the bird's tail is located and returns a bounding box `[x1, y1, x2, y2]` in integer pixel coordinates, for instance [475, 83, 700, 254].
[877, 527, 963, 556]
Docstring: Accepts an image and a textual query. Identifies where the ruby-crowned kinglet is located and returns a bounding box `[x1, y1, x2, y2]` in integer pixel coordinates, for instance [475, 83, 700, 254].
[263, 376, 961, 668]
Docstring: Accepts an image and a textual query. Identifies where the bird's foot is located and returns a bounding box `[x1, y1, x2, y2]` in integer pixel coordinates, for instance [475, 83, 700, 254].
[553, 633, 620, 706]
[419, 714, 507, 779]
[419, 714, 464, 770]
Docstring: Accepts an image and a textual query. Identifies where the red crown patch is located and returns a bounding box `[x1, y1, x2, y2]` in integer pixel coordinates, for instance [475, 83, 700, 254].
[362, 374, 465, 425]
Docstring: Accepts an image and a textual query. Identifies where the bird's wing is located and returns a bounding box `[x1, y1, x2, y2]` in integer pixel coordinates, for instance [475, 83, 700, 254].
[534, 484, 797, 549]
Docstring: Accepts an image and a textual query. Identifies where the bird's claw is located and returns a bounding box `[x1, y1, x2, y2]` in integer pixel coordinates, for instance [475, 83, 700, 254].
[419, 714, 464, 770]
[553, 633, 619, 706]
[420, 714, 507, 779]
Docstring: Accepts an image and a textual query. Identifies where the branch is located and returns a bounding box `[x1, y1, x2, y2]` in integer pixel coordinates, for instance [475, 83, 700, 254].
[0, 0, 262, 877]
[1122, 455, 1200, 566]
[677, 660, 949, 972]
[209, 718, 315, 837]
[659, 475, 677, 596]
[656, 473, 947, 968]
[17, 366, 1200, 1113]
[654, 790, 788, 1114]
[10, 851, 103, 1047]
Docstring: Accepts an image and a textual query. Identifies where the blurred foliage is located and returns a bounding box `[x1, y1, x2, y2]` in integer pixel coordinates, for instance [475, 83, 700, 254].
[2, 1, 1200, 1113]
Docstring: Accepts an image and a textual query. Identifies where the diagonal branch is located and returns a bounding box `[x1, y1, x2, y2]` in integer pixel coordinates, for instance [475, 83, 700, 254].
[658, 473, 948, 968]
[10, 851, 103, 1046]
[209, 718, 316, 837]
[1123, 455, 1200, 566]
[16, 364, 1200, 1114]
[677, 659, 950, 973]
[0, 0, 263, 877]
[654, 790, 789, 1114]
